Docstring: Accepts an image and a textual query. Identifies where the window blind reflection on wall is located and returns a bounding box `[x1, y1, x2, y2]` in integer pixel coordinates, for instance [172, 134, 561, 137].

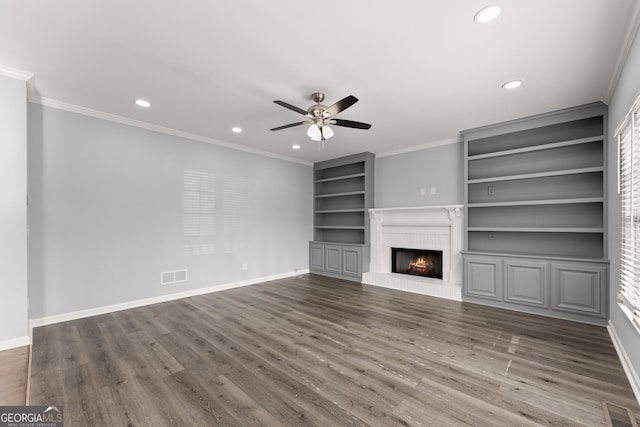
[183, 170, 216, 256]
[223, 174, 251, 235]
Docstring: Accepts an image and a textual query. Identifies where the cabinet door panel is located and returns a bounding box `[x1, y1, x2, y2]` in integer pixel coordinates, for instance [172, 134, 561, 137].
[464, 257, 502, 300]
[552, 263, 606, 316]
[325, 245, 342, 274]
[504, 260, 548, 307]
[342, 247, 362, 277]
[309, 243, 324, 271]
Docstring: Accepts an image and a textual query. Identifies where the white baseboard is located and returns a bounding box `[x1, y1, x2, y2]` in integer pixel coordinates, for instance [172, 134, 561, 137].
[29, 270, 309, 332]
[0, 336, 30, 352]
[608, 321, 640, 405]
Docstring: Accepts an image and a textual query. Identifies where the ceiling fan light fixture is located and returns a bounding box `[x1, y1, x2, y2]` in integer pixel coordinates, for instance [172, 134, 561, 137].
[307, 124, 322, 141]
[323, 125, 334, 140]
[474, 5, 502, 23]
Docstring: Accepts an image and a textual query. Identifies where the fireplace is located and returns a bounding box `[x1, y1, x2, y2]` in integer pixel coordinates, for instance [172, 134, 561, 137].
[391, 248, 443, 279]
[361, 205, 463, 301]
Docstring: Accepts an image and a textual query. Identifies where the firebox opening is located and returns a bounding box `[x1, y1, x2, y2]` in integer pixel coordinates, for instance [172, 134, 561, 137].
[391, 248, 443, 280]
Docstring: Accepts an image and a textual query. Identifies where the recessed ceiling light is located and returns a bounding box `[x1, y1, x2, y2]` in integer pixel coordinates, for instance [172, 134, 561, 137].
[292, 144, 301, 150]
[135, 99, 151, 108]
[474, 5, 502, 23]
[232, 127, 242, 133]
[502, 79, 523, 89]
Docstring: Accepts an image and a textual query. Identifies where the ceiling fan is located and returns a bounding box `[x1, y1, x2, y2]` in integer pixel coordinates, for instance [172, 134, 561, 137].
[270, 92, 372, 142]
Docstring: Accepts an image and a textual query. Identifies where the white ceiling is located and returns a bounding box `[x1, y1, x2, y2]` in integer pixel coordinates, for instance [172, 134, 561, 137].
[1, 1, 639, 164]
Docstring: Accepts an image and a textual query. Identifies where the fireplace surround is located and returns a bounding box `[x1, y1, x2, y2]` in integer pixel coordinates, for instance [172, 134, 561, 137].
[361, 205, 463, 301]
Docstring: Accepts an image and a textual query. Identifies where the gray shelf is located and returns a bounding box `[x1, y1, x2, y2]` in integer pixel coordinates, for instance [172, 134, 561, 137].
[468, 166, 604, 184]
[310, 153, 375, 282]
[315, 226, 366, 230]
[315, 190, 365, 198]
[462, 102, 608, 323]
[468, 197, 603, 207]
[315, 208, 366, 213]
[467, 139, 603, 180]
[467, 230, 604, 259]
[468, 227, 604, 233]
[315, 173, 365, 183]
[467, 115, 604, 156]
[468, 172, 603, 204]
[462, 250, 609, 264]
[467, 135, 603, 160]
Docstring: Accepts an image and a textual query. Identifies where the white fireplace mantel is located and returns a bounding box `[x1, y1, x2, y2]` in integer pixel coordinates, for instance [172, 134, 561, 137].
[362, 205, 464, 301]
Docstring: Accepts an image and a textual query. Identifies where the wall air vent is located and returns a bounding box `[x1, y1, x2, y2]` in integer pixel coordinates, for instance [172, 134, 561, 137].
[161, 269, 188, 285]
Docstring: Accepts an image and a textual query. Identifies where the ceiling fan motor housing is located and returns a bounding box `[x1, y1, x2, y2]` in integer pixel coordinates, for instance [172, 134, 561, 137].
[311, 92, 325, 103]
[308, 104, 328, 119]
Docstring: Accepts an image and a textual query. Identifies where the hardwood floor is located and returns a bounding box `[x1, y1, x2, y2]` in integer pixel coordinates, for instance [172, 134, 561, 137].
[0, 345, 30, 405]
[30, 274, 640, 426]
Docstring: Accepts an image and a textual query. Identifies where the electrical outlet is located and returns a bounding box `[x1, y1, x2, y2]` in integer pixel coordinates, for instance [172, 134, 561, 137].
[420, 188, 426, 196]
[488, 232, 495, 240]
[488, 186, 495, 196]
[242, 262, 248, 270]
[430, 187, 436, 195]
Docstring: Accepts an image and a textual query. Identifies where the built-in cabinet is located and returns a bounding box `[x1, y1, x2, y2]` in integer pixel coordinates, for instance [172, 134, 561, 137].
[310, 242, 366, 279]
[462, 103, 609, 324]
[310, 152, 374, 281]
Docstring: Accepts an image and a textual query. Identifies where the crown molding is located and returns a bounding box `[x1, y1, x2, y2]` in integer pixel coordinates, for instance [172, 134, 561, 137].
[29, 96, 313, 167]
[0, 65, 34, 82]
[376, 136, 462, 159]
[604, 0, 640, 103]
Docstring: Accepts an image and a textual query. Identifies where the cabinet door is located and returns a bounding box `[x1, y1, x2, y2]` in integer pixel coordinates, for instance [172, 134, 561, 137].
[324, 245, 342, 274]
[342, 246, 362, 277]
[551, 263, 606, 317]
[504, 260, 548, 307]
[309, 243, 325, 271]
[464, 256, 502, 300]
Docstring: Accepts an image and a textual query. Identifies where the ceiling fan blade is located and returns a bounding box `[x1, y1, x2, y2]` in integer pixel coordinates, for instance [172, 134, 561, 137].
[270, 121, 308, 131]
[273, 100, 308, 116]
[324, 95, 358, 117]
[331, 119, 372, 130]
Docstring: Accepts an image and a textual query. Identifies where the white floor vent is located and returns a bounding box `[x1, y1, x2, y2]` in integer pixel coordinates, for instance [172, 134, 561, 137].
[161, 269, 188, 285]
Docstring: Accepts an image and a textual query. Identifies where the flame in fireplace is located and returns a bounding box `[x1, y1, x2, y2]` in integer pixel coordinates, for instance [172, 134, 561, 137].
[407, 256, 431, 274]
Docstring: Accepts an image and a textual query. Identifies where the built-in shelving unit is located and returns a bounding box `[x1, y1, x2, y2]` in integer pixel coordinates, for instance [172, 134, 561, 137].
[462, 103, 609, 324]
[310, 152, 375, 281]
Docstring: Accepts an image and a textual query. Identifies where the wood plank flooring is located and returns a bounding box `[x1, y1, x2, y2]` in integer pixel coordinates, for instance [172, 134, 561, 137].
[0, 345, 30, 405]
[30, 274, 640, 426]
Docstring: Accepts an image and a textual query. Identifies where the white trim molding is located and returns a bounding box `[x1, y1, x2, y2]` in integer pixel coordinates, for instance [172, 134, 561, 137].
[0, 336, 30, 352]
[604, 0, 640, 103]
[376, 136, 462, 158]
[29, 270, 309, 335]
[608, 321, 640, 405]
[0, 65, 34, 82]
[29, 96, 312, 167]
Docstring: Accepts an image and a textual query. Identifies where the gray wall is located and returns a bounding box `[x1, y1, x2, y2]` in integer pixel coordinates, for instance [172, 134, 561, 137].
[608, 30, 640, 387]
[375, 142, 464, 208]
[28, 104, 313, 319]
[0, 75, 29, 345]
